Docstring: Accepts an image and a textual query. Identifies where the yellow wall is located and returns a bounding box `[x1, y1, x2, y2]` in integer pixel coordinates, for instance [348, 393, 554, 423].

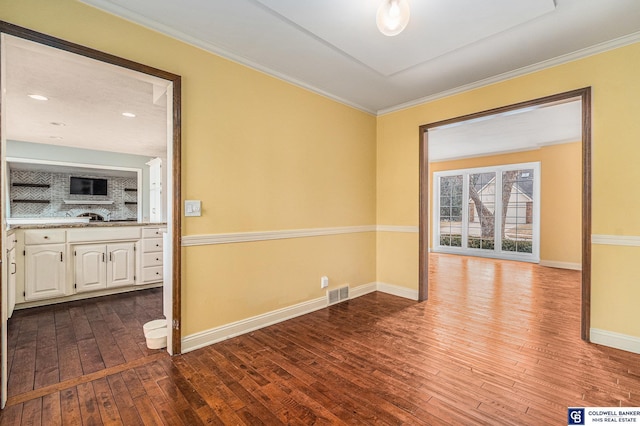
[429, 143, 582, 265]
[3, 0, 640, 342]
[378, 42, 640, 339]
[0, 0, 377, 336]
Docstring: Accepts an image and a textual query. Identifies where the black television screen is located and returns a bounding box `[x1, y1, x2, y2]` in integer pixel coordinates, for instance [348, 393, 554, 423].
[70, 177, 108, 196]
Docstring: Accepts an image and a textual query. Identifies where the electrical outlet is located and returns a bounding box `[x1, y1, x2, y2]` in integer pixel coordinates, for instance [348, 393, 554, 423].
[321, 276, 329, 289]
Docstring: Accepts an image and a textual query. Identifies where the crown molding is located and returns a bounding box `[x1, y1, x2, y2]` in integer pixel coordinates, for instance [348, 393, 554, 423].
[377, 31, 640, 116]
[78, 1, 640, 118]
[78, 0, 376, 115]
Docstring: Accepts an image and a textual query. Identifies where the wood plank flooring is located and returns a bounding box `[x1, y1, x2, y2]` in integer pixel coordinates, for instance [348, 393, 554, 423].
[3, 254, 640, 425]
[6, 287, 163, 398]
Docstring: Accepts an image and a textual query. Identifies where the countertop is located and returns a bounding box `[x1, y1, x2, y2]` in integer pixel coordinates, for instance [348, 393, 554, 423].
[9, 221, 167, 230]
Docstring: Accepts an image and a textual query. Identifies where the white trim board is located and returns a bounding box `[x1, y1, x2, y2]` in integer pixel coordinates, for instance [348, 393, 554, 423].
[376, 225, 419, 233]
[181, 225, 376, 247]
[539, 260, 582, 271]
[591, 234, 640, 247]
[377, 282, 419, 301]
[181, 224, 421, 247]
[181, 281, 418, 353]
[590, 328, 640, 355]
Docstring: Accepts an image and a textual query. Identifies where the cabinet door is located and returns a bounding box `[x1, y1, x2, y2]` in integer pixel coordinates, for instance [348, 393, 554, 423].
[8, 247, 16, 318]
[74, 244, 107, 293]
[107, 242, 135, 287]
[25, 244, 66, 301]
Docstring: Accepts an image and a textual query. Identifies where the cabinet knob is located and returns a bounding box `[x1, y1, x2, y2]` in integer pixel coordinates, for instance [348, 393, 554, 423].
[156, 258, 160, 261]
[44, 236, 49, 239]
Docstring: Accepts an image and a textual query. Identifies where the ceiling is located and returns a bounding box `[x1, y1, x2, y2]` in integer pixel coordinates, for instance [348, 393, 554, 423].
[79, 0, 640, 114]
[1, 1, 621, 158]
[429, 100, 582, 162]
[4, 35, 169, 158]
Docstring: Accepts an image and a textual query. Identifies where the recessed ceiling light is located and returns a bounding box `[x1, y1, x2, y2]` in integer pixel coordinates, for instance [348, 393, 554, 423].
[49, 136, 63, 140]
[50, 122, 66, 127]
[28, 94, 48, 101]
[122, 112, 136, 118]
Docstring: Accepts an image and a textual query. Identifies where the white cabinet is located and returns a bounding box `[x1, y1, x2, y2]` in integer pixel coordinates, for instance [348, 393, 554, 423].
[74, 242, 135, 292]
[147, 158, 163, 223]
[74, 244, 106, 293]
[139, 227, 164, 284]
[25, 237, 66, 301]
[7, 234, 17, 318]
[107, 243, 136, 287]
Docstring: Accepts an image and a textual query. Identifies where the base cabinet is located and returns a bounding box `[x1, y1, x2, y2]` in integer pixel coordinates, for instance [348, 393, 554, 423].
[7, 236, 17, 317]
[139, 228, 164, 284]
[15, 226, 162, 307]
[75, 242, 135, 292]
[25, 244, 66, 301]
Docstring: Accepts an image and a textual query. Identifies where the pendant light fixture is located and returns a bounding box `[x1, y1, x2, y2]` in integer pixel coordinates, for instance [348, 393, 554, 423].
[376, 0, 410, 36]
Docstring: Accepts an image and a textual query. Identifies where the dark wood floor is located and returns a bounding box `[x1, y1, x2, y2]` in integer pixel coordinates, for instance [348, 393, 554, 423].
[6, 287, 164, 398]
[2, 254, 640, 425]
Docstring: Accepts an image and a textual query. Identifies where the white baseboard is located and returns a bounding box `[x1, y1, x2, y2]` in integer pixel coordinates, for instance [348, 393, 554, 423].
[376, 282, 419, 301]
[181, 281, 415, 353]
[350, 282, 377, 299]
[590, 328, 640, 354]
[539, 260, 582, 270]
[181, 296, 327, 353]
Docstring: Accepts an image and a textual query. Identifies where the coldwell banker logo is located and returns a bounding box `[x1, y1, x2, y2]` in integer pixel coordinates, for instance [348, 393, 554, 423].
[568, 408, 585, 425]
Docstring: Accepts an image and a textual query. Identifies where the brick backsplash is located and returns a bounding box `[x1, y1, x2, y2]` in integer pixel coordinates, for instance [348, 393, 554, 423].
[10, 170, 138, 221]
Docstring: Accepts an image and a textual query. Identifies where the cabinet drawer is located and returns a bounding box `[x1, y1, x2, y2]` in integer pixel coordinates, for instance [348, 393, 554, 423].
[67, 227, 140, 243]
[143, 252, 163, 267]
[25, 229, 66, 245]
[142, 238, 163, 253]
[142, 266, 163, 283]
[142, 228, 165, 238]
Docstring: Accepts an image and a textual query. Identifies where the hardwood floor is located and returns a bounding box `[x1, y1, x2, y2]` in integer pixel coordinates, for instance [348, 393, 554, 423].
[6, 287, 164, 398]
[2, 254, 640, 425]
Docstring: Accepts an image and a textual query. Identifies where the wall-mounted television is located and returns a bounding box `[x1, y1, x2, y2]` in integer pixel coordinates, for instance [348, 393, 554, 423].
[70, 177, 108, 196]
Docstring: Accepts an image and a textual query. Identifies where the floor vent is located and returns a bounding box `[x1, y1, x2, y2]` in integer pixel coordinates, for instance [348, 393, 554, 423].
[327, 286, 349, 306]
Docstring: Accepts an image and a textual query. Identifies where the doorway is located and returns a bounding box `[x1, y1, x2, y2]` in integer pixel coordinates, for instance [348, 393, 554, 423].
[419, 88, 591, 340]
[0, 22, 182, 407]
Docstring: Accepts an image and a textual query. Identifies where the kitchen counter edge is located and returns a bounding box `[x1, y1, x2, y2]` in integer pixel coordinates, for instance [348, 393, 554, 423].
[8, 222, 167, 230]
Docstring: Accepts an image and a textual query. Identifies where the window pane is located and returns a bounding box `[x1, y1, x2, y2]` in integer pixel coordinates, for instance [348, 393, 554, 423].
[467, 172, 495, 251]
[439, 175, 463, 247]
[501, 169, 533, 253]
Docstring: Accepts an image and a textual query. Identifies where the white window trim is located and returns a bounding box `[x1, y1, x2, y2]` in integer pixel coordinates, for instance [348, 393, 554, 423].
[433, 162, 541, 263]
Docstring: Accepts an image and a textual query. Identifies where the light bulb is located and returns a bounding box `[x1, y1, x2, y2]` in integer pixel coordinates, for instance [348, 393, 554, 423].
[376, 0, 410, 36]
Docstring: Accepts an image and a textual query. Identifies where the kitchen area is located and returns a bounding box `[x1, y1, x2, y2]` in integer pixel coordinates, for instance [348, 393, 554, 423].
[5, 148, 167, 315]
[1, 30, 178, 402]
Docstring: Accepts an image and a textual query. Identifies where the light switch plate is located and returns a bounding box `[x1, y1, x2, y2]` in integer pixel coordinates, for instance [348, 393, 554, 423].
[185, 200, 201, 217]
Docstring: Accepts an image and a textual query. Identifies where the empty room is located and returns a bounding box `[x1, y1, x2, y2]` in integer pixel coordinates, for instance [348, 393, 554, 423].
[1, 0, 640, 424]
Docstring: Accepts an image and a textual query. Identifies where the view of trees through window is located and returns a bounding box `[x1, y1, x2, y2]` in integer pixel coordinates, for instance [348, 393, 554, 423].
[436, 163, 538, 260]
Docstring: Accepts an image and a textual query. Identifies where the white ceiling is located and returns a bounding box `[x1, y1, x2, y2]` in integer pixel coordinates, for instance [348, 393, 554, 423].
[79, 0, 640, 114]
[4, 35, 169, 158]
[428, 100, 582, 162]
[2, 1, 619, 158]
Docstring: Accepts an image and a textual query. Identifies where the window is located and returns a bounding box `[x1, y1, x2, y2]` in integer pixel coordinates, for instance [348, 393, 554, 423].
[433, 162, 540, 262]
